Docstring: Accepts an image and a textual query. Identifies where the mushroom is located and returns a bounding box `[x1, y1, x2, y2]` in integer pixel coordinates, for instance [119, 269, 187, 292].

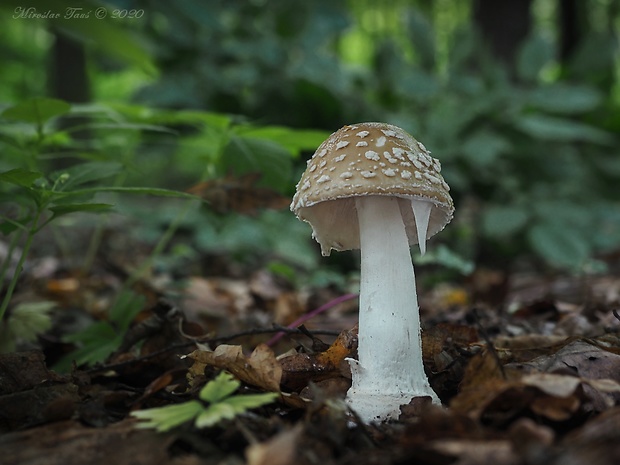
[290, 122, 454, 423]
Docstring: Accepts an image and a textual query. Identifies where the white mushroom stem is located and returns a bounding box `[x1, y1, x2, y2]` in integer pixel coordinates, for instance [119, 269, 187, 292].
[346, 195, 439, 423]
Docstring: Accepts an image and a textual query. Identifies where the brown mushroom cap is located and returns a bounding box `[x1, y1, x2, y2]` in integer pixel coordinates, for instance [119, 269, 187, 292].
[291, 122, 454, 255]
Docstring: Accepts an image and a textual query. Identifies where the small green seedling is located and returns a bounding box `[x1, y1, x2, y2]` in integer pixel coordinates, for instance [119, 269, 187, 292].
[131, 371, 278, 432]
[0, 301, 55, 353]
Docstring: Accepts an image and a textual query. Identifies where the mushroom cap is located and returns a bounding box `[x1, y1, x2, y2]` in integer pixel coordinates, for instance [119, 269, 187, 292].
[291, 122, 454, 255]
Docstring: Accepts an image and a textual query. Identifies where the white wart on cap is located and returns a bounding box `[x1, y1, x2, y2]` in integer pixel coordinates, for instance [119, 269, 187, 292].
[290, 122, 454, 256]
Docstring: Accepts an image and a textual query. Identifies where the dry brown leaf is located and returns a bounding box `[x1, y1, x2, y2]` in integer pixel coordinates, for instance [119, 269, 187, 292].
[245, 424, 303, 465]
[187, 343, 282, 392]
[494, 334, 569, 363]
[427, 439, 518, 465]
[530, 394, 580, 421]
[279, 325, 357, 391]
[450, 356, 513, 418]
[422, 323, 479, 366]
[508, 417, 555, 449]
[587, 378, 620, 393]
[553, 407, 620, 465]
[453, 351, 620, 424]
[520, 373, 582, 398]
[0, 419, 175, 465]
[513, 339, 620, 381]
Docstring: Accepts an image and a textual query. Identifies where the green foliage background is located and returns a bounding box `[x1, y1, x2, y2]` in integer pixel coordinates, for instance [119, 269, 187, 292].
[1, 0, 620, 280]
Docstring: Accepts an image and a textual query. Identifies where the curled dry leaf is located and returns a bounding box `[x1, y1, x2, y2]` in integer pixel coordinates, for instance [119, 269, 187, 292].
[187, 343, 282, 392]
[279, 325, 357, 392]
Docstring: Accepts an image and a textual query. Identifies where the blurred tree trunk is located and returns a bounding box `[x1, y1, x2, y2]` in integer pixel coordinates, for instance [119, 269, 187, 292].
[49, 32, 90, 104]
[48, 32, 91, 169]
[473, 0, 533, 70]
[558, 0, 582, 63]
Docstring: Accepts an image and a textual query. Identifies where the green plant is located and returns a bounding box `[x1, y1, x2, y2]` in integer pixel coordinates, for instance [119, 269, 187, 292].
[126, 2, 620, 273]
[363, 19, 620, 273]
[131, 371, 278, 432]
[52, 289, 145, 371]
[0, 96, 333, 363]
[0, 301, 56, 353]
[0, 98, 196, 324]
[0, 97, 199, 359]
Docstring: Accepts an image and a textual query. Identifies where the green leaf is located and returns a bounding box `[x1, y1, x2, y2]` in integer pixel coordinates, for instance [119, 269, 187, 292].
[483, 205, 530, 237]
[109, 289, 146, 331]
[51, 162, 123, 191]
[514, 115, 614, 144]
[2, 98, 71, 125]
[406, 10, 436, 70]
[194, 392, 276, 428]
[0, 301, 55, 353]
[194, 403, 237, 428]
[516, 33, 553, 82]
[414, 244, 474, 275]
[221, 393, 278, 412]
[222, 136, 293, 193]
[55, 321, 121, 370]
[461, 131, 510, 168]
[55, 187, 199, 200]
[49, 203, 114, 218]
[54, 290, 144, 370]
[131, 370, 278, 432]
[199, 372, 240, 403]
[70, 123, 178, 135]
[0, 215, 31, 235]
[396, 70, 440, 101]
[109, 103, 233, 130]
[234, 126, 329, 157]
[526, 84, 602, 114]
[0, 169, 43, 187]
[132, 401, 204, 432]
[527, 223, 590, 269]
[63, 321, 117, 345]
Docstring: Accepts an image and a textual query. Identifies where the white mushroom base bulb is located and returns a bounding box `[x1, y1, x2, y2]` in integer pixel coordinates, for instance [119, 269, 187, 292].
[346, 196, 440, 423]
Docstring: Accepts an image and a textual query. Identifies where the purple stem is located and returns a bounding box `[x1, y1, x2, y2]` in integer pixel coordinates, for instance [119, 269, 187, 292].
[266, 293, 358, 346]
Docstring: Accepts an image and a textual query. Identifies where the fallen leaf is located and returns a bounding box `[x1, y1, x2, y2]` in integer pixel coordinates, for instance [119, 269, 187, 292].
[520, 373, 582, 398]
[279, 325, 357, 391]
[530, 394, 580, 421]
[245, 424, 303, 465]
[554, 407, 620, 465]
[0, 419, 175, 465]
[187, 344, 282, 392]
[510, 339, 620, 381]
[427, 439, 518, 465]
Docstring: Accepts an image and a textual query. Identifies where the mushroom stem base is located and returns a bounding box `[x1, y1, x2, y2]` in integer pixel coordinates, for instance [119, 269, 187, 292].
[346, 195, 439, 423]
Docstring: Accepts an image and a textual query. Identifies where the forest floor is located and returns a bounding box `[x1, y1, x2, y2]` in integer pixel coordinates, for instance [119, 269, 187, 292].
[1, 220, 619, 465]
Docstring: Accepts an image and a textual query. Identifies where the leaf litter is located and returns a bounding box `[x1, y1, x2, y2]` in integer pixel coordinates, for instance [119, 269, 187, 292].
[1, 230, 620, 465]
